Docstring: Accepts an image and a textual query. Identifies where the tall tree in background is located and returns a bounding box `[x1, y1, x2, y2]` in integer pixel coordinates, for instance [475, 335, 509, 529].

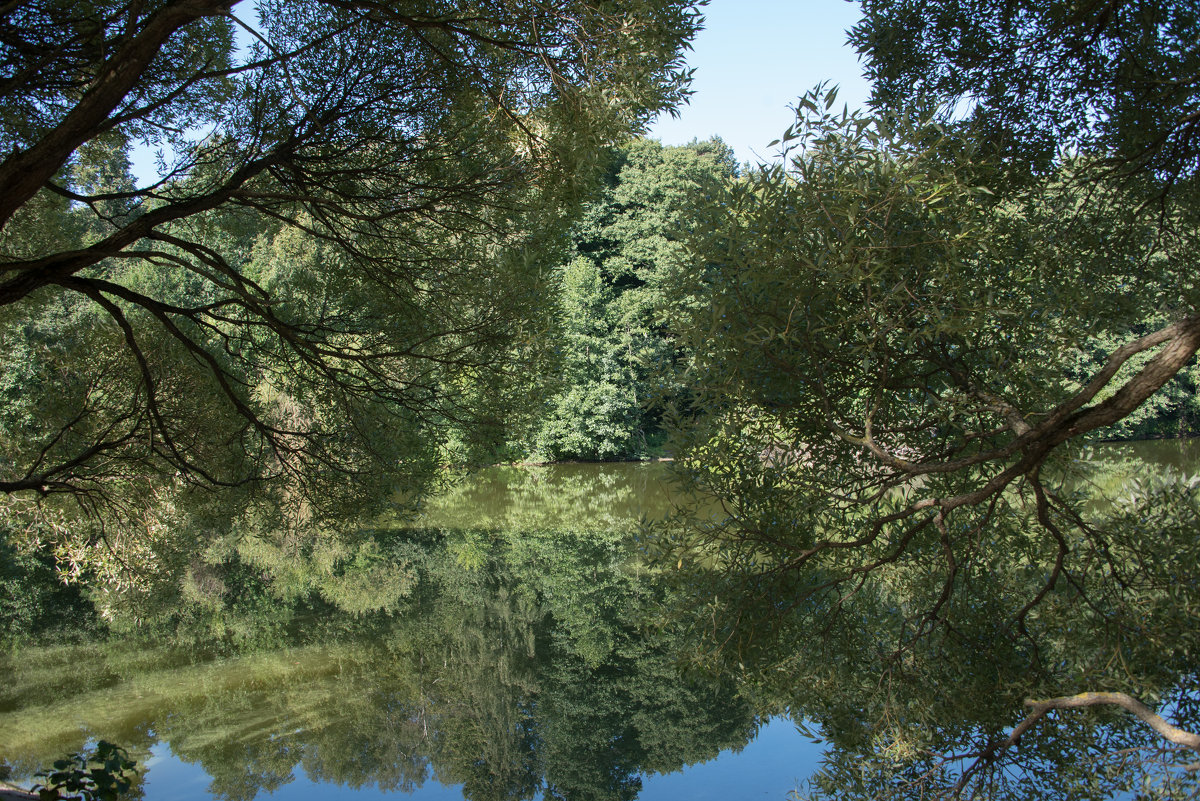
[529, 137, 736, 461]
[0, 1, 701, 513]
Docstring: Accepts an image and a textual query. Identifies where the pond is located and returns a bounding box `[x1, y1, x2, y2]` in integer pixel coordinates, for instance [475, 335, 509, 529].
[1, 461, 824, 801]
[2, 441, 1198, 801]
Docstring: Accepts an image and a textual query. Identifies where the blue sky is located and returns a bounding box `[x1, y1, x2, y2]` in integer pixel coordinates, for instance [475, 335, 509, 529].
[646, 0, 872, 165]
[128, 2, 871, 184]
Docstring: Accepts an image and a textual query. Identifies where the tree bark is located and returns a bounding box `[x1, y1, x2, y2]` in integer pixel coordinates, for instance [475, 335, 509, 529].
[0, 0, 239, 229]
[1025, 692, 1200, 751]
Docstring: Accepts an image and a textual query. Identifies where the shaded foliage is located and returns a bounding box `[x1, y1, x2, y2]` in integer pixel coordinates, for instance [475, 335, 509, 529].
[524, 138, 737, 461]
[852, 0, 1200, 195]
[0, 0, 701, 525]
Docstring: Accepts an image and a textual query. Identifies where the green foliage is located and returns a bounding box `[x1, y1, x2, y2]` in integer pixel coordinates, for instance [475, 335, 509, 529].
[846, 0, 1200, 436]
[852, 0, 1200, 194]
[527, 138, 738, 461]
[659, 85, 1199, 648]
[536, 257, 642, 460]
[0, 1, 704, 591]
[654, 76, 1200, 797]
[32, 741, 138, 801]
[0, 539, 99, 644]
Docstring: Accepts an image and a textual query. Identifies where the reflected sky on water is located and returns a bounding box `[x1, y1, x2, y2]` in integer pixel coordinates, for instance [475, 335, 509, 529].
[4, 442, 1198, 801]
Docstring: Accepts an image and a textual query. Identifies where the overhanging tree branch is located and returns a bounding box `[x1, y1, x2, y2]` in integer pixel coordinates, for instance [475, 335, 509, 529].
[0, 0, 238, 228]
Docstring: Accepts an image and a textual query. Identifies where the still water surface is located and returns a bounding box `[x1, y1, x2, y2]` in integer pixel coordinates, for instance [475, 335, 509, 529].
[2, 442, 1197, 800]
[1, 461, 823, 801]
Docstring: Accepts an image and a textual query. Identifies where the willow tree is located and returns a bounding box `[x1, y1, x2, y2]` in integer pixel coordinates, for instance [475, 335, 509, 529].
[665, 83, 1196, 642]
[852, 0, 1200, 196]
[659, 3, 1200, 787]
[0, 0, 701, 516]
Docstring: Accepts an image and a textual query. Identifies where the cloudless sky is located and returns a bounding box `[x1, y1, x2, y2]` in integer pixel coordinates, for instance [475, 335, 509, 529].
[646, 0, 872, 166]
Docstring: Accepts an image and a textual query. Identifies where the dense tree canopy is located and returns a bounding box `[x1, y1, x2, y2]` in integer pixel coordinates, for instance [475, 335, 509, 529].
[0, 0, 700, 510]
[654, 3, 1200, 795]
[524, 137, 736, 461]
[6, 2, 1200, 799]
[852, 0, 1200, 192]
[659, 0, 1200, 632]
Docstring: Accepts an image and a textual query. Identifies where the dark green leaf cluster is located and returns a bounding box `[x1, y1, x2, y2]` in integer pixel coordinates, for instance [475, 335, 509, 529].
[653, 17, 1200, 789]
[32, 741, 139, 801]
[852, 0, 1200, 193]
[523, 138, 737, 461]
[0, 539, 100, 644]
[0, 0, 704, 507]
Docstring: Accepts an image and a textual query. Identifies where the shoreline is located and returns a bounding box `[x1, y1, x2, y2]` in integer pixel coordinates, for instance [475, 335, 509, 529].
[0, 782, 36, 801]
[498, 456, 675, 468]
[478, 434, 1199, 470]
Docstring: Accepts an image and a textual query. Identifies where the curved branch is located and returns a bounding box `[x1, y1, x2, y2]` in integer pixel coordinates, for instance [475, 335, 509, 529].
[0, 147, 279, 304]
[840, 314, 1200, 479]
[950, 691, 1200, 798]
[1025, 692, 1200, 751]
[0, 0, 240, 228]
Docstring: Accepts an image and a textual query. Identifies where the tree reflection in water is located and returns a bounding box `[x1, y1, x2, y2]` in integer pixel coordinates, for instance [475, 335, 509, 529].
[2, 448, 1198, 800]
[657, 441, 1200, 800]
[1, 466, 756, 801]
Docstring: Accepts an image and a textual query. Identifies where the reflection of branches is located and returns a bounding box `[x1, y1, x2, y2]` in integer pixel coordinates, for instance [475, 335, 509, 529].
[704, 310, 1200, 659]
[950, 693, 1200, 799]
[793, 686, 1200, 801]
[680, 110, 1200, 657]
